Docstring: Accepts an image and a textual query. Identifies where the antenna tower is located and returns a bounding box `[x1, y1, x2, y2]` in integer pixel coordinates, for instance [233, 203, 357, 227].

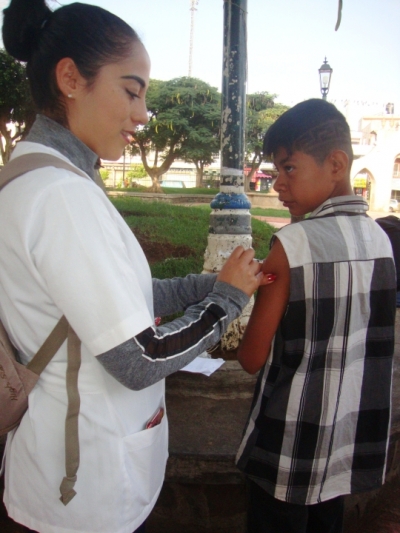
[188, 0, 199, 77]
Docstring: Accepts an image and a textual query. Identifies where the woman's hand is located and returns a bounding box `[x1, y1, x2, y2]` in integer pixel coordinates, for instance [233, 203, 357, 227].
[216, 246, 276, 297]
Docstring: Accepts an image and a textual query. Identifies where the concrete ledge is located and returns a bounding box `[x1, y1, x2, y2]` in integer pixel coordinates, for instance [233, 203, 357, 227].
[107, 190, 287, 210]
[107, 191, 214, 204]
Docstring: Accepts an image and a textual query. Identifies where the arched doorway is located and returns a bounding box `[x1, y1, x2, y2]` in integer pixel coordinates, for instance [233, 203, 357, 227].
[353, 168, 374, 206]
[391, 155, 400, 204]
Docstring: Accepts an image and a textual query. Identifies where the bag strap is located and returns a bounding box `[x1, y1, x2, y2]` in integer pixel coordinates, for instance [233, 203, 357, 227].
[59, 326, 81, 505]
[26, 315, 69, 375]
[25, 317, 80, 504]
[0, 152, 106, 192]
[0, 153, 90, 504]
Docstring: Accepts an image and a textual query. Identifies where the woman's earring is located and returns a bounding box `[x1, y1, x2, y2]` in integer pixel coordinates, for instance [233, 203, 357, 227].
[67, 94, 73, 99]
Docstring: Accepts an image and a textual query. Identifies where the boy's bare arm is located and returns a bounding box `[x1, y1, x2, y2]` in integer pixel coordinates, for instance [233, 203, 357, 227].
[237, 238, 290, 374]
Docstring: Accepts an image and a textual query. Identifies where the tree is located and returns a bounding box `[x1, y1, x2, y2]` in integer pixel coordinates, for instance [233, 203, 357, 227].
[0, 50, 35, 164]
[245, 92, 289, 191]
[127, 163, 148, 180]
[131, 77, 221, 191]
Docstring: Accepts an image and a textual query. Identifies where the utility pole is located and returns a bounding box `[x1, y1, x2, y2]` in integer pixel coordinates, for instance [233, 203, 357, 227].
[203, 0, 251, 351]
[188, 0, 199, 77]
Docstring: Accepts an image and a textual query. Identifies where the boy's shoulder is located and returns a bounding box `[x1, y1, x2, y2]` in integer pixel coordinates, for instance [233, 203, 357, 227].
[275, 212, 392, 269]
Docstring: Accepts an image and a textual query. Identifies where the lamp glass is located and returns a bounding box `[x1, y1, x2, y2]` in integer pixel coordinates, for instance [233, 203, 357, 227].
[318, 58, 333, 97]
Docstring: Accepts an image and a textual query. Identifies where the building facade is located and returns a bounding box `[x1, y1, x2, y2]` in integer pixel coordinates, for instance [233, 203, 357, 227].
[350, 108, 400, 211]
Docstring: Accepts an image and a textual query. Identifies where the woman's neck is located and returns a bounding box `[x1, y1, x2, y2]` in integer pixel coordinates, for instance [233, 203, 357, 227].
[25, 114, 99, 180]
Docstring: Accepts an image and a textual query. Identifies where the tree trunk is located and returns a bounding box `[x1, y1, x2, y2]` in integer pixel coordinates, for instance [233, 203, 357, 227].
[0, 119, 16, 164]
[245, 152, 262, 192]
[0, 119, 29, 165]
[135, 140, 178, 192]
[246, 166, 257, 192]
[0, 133, 13, 165]
[149, 175, 162, 192]
[194, 161, 204, 188]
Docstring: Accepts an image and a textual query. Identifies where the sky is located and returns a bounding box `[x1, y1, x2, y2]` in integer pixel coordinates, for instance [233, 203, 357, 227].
[1, 0, 399, 126]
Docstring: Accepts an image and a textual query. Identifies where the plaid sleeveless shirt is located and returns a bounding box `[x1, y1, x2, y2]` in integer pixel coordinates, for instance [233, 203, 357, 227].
[236, 196, 396, 504]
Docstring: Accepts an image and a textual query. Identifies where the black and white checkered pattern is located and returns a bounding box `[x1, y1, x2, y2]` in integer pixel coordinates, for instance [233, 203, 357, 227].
[236, 196, 396, 505]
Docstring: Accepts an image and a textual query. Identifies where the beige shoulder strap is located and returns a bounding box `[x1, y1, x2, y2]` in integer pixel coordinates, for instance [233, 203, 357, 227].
[26, 316, 69, 375]
[0, 153, 91, 191]
[0, 153, 88, 504]
[59, 326, 81, 505]
[26, 316, 80, 504]
[24, 321, 81, 505]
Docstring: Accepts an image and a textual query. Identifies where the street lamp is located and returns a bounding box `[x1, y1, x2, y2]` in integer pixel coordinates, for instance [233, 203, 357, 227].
[318, 57, 333, 100]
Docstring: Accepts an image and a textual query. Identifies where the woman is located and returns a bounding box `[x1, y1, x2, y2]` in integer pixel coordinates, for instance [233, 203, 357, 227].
[0, 1, 270, 532]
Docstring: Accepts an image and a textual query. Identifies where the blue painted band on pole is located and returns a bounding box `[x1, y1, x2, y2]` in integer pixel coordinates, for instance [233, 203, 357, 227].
[210, 192, 251, 210]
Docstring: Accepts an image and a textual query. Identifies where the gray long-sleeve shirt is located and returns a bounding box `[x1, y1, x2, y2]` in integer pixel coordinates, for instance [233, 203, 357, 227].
[98, 276, 248, 389]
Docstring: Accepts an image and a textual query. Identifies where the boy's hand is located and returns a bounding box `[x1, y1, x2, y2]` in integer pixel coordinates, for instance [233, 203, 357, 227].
[216, 246, 276, 297]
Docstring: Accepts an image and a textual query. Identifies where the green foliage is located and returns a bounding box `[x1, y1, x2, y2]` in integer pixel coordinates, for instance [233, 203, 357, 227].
[0, 49, 35, 162]
[131, 77, 221, 183]
[247, 92, 276, 113]
[110, 196, 277, 278]
[127, 164, 148, 180]
[246, 92, 289, 164]
[245, 91, 275, 164]
[244, 93, 289, 191]
[99, 169, 110, 182]
[0, 50, 33, 124]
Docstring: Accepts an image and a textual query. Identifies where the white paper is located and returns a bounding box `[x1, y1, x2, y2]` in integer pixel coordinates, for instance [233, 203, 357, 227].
[180, 356, 225, 376]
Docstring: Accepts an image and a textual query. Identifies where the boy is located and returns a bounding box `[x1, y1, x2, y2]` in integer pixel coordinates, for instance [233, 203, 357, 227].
[236, 99, 396, 533]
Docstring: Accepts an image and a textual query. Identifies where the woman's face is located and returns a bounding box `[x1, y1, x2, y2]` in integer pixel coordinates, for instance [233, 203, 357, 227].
[67, 42, 150, 161]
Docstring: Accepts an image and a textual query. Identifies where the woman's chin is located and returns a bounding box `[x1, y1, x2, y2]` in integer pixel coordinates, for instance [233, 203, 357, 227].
[100, 149, 124, 162]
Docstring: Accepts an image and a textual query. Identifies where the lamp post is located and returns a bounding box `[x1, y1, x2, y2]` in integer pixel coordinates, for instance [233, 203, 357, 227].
[318, 57, 333, 100]
[202, 0, 251, 351]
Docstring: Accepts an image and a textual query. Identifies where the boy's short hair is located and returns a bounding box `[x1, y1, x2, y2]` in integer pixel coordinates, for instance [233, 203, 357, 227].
[263, 99, 353, 166]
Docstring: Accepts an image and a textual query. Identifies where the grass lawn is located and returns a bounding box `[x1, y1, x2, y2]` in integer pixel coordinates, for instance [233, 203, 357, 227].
[164, 201, 291, 219]
[250, 207, 290, 218]
[110, 196, 277, 279]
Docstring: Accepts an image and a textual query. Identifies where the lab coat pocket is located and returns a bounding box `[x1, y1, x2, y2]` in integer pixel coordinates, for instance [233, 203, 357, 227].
[123, 414, 169, 507]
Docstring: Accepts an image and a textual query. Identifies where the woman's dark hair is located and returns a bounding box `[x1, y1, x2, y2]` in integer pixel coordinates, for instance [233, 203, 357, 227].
[2, 0, 141, 125]
[263, 99, 353, 166]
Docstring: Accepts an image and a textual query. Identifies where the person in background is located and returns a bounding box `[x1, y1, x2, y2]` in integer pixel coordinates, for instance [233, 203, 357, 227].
[0, 1, 273, 532]
[236, 99, 396, 533]
[375, 215, 400, 307]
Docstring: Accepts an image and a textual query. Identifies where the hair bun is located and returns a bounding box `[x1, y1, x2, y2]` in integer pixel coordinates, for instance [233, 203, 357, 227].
[2, 0, 51, 62]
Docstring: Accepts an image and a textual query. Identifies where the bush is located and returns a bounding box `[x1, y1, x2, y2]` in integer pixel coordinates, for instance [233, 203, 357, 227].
[127, 164, 147, 180]
[99, 169, 110, 182]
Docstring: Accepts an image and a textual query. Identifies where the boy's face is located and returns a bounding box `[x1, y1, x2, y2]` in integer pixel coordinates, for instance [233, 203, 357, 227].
[272, 147, 345, 217]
